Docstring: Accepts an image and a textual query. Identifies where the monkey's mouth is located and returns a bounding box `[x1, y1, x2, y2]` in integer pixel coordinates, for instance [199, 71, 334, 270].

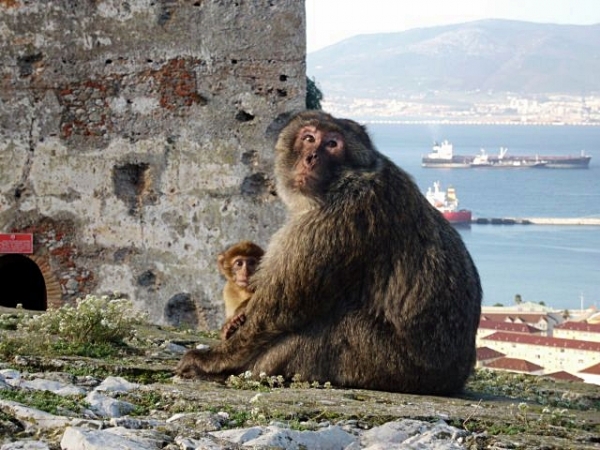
[294, 174, 311, 187]
[294, 173, 321, 192]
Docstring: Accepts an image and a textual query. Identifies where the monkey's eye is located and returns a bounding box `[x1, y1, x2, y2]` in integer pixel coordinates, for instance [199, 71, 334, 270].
[322, 132, 343, 153]
[301, 133, 316, 143]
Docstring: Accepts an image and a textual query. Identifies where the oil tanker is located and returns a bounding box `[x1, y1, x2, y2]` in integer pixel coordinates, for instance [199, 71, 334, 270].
[422, 140, 591, 169]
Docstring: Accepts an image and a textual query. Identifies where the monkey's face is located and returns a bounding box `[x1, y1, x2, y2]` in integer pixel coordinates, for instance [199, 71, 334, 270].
[231, 256, 259, 288]
[290, 124, 346, 196]
[275, 111, 379, 209]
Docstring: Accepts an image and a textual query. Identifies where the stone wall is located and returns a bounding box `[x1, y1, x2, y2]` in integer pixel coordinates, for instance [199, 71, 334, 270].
[0, 0, 305, 329]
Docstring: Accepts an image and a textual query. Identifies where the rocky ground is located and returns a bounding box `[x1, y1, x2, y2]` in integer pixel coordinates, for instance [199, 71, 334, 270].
[1, 309, 599, 449]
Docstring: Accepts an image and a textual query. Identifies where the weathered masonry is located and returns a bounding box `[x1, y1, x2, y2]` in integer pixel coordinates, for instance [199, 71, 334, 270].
[0, 1, 305, 329]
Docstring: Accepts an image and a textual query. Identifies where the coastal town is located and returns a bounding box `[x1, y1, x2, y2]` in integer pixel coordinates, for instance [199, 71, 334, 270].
[477, 301, 600, 385]
[321, 93, 600, 125]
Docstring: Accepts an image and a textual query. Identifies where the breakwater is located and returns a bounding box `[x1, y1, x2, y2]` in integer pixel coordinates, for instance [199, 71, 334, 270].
[473, 217, 600, 226]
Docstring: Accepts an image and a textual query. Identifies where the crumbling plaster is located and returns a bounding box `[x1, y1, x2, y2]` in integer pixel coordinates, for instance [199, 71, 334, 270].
[0, 0, 305, 329]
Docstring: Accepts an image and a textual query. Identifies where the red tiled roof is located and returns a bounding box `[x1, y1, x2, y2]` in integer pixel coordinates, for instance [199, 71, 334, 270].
[482, 331, 600, 352]
[555, 321, 600, 333]
[543, 371, 584, 382]
[481, 313, 550, 323]
[579, 362, 600, 375]
[476, 347, 505, 361]
[478, 319, 541, 334]
[485, 357, 543, 373]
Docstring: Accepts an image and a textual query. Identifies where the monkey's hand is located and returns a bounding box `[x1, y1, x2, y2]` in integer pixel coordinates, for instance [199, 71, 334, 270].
[175, 315, 287, 378]
[220, 313, 247, 340]
[174, 348, 221, 379]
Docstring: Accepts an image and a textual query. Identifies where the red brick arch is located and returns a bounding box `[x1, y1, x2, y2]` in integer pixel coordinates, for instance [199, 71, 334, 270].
[27, 255, 62, 309]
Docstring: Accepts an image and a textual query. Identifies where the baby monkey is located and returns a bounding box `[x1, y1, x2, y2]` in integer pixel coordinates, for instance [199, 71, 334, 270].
[217, 240, 264, 339]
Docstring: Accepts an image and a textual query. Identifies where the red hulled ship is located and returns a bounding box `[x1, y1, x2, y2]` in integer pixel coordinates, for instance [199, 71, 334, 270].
[425, 181, 472, 225]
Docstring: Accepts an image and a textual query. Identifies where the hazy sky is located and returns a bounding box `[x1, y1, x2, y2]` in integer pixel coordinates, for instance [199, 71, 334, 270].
[306, 0, 600, 52]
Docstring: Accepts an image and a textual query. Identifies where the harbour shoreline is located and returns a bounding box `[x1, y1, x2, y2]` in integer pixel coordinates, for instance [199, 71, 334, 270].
[472, 217, 600, 226]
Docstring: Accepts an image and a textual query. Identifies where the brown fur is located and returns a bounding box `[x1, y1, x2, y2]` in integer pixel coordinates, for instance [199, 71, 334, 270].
[176, 111, 482, 394]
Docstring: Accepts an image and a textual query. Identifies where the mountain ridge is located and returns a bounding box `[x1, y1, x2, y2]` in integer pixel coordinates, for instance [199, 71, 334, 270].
[307, 19, 600, 97]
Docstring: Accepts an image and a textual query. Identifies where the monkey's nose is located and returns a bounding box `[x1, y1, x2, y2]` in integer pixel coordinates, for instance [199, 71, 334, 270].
[304, 152, 318, 166]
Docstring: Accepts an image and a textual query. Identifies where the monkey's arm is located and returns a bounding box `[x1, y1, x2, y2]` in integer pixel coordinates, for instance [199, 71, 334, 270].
[220, 299, 249, 339]
[174, 317, 285, 378]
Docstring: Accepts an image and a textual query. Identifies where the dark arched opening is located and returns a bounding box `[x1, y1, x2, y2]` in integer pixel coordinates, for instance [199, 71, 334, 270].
[0, 254, 47, 310]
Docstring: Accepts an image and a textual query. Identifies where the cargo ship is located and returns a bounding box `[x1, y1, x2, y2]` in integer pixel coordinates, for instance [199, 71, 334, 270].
[422, 140, 591, 169]
[425, 181, 472, 225]
[469, 148, 548, 168]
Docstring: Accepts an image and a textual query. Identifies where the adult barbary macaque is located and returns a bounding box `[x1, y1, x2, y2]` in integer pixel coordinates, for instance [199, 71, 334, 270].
[217, 241, 264, 339]
[176, 110, 482, 394]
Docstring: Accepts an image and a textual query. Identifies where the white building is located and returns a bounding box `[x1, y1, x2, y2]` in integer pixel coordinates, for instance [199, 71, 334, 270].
[553, 321, 600, 343]
[481, 332, 600, 375]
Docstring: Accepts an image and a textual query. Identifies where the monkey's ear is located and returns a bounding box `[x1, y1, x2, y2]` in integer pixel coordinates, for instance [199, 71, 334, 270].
[217, 253, 228, 275]
[265, 111, 301, 141]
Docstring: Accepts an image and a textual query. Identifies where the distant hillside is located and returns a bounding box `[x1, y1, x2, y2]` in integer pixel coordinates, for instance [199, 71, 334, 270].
[307, 19, 600, 98]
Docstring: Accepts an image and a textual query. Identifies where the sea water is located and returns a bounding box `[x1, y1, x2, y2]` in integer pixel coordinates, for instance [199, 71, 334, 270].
[366, 123, 600, 311]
